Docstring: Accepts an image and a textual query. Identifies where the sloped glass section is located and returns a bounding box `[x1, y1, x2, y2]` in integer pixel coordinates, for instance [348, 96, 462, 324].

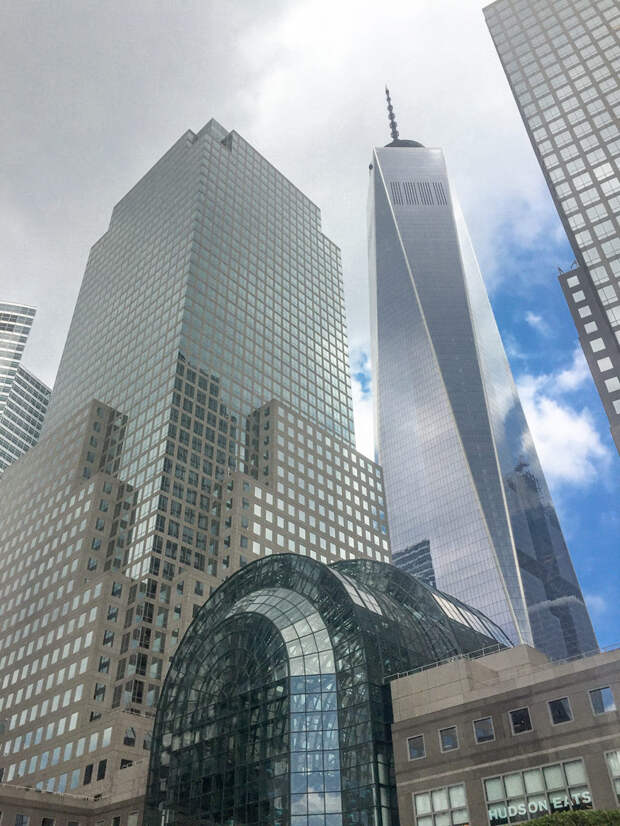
[369, 144, 597, 659]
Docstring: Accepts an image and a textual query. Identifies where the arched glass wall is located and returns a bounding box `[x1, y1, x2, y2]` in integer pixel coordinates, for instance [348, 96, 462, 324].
[146, 555, 509, 826]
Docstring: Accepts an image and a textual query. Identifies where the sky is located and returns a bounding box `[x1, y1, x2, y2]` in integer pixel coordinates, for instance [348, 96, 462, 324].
[1, 0, 618, 647]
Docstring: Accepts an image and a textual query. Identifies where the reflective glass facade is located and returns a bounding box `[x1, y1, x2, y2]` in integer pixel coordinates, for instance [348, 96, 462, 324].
[145, 554, 509, 826]
[368, 143, 597, 658]
[484, 0, 620, 453]
[0, 120, 381, 801]
[0, 302, 50, 474]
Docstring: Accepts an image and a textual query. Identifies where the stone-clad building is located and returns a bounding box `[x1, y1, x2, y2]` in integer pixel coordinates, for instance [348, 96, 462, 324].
[391, 644, 620, 824]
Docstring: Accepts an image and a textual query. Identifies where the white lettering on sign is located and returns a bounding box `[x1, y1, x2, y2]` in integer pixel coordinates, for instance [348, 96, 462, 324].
[488, 790, 592, 823]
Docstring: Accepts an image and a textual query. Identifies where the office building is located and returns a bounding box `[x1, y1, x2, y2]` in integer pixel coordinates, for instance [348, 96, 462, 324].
[393, 540, 436, 589]
[145, 554, 511, 826]
[0, 121, 389, 810]
[483, 0, 620, 453]
[0, 301, 51, 473]
[368, 92, 596, 659]
[392, 643, 620, 824]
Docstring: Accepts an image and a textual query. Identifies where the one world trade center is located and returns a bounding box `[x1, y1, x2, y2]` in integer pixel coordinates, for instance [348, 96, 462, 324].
[368, 90, 596, 659]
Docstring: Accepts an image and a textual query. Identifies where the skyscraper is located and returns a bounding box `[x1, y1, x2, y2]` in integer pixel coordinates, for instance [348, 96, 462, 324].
[0, 301, 51, 473]
[0, 120, 390, 807]
[368, 91, 596, 659]
[483, 0, 620, 453]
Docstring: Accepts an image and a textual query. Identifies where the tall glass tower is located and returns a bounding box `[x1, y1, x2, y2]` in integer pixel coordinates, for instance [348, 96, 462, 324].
[484, 0, 620, 453]
[368, 92, 596, 659]
[0, 120, 390, 804]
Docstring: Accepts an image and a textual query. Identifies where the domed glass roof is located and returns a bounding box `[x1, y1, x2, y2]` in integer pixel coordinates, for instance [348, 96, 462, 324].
[146, 555, 510, 826]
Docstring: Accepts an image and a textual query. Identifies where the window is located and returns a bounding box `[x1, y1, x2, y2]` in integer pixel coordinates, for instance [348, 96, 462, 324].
[509, 707, 533, 734]
[549, 697, 573, 725]
[606, 750, 620, 803]
[96, 759, 107, 781]
[407, 734, 425, 760]
[127, 814, 139, 826]
[83, 763, 93, 785]
[42, 820, 55, 826]
[474, 716, 495, 743]
[439, 725, 459, 752]
[15, 816, 30, 826]
[485, 759, 591, 823]
[590, 686, 616, 715]
[124, 726, 136, 747]
[414, 783, 469, 825]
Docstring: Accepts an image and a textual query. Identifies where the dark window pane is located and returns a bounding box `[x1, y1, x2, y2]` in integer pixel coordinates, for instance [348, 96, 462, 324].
[590, 686, 616, 715]
[549, 697, 572, 724]
[407, 735, 425, 760]
[474, 717, 495, 743]
[509, 707, 533, 734]
[439, 725, 459, 751]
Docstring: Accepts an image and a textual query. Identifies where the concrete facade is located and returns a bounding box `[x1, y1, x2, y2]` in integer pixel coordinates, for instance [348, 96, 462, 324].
[391, 645, 620, 824]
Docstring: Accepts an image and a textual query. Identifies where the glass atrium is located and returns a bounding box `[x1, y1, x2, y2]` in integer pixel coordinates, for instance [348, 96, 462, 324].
[146, 554, 510, 826]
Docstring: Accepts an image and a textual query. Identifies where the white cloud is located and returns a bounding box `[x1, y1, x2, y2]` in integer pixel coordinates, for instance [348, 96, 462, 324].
[524, 310, 552, 337]
[516, 348, 610, 487]
[555, 346, 591, 392]
[350, 348, 375, 460]
[583, 593, 608, 620]
[0, 0, 569, 383]
[352, 374, 375, 461]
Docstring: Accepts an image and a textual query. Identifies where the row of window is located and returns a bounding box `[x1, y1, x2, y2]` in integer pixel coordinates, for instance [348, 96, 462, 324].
[407, 685, 615, 759]
[413, 750, 620, 826]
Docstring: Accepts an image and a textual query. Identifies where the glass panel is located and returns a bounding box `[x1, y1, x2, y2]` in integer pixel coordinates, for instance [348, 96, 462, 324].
[507, 799, 527, 822]
[452, 808, 469, 825]
[408, 735, 425, 760]
[549, 697, 572, 724]
[414, 792, 431, 815]
[434, 814, 450, 826]
[607, 750, 620, 777]
[504, 773, 524, 797]
[440, 726, 458, 752]
[431, 788, 449, 812]
[485, 777, 504, 803]
[543, 764, 564, 790]
[527, 793, 547, 813]
[590, 686, 616, 714]
[509, 708, 532, 734]
[417, 818, 433, 826]
[564, 759, 586, 786]
[449, 785, 466, 808]
[475, 717, 495, 742]
[523, 769, 544, 794]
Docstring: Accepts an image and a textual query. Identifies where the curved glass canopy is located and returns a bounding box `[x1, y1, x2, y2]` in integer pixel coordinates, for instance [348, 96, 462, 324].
[145, 554, 509, 826]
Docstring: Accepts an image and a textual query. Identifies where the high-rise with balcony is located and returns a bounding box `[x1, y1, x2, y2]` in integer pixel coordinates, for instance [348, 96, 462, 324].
[484, 0, 620, 453]
[0, 301, 51, 473]
[368, 93, 597, 661]
[0, 120, 391, 813]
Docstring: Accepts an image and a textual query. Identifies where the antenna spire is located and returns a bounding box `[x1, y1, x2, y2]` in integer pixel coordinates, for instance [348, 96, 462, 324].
[385, 85, 399, 142]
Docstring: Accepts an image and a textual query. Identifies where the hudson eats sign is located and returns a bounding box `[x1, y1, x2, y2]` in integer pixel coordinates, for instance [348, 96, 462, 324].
[489, 790, 592, 821]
